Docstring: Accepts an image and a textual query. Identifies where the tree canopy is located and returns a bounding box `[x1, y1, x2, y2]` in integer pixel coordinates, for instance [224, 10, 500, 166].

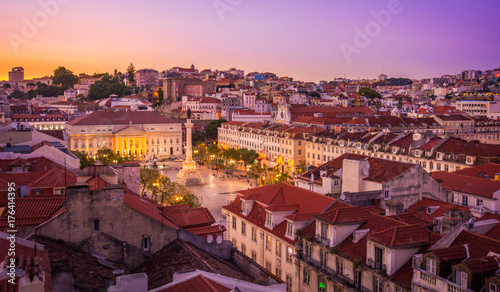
[51, 66, 78, 88]
[206, 118, 227, 139]
[88, 75, 133, 100]
[127, 63, 135, 82]
[2, 83, 11, 89]
[359, 87, 382, 99]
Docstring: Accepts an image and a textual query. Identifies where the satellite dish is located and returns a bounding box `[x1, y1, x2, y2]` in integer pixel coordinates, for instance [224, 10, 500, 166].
[207, 235, 213, 244]
[130, 168, 137, 176]
[363, 168, 369, 176]
[216, 236, 223, 244]
[134, 177, 140, 184]
[340, 194, 346, 201]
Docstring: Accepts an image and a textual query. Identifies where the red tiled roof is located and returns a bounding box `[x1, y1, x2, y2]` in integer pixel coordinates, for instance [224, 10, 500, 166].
[405, 197, 470, 223]
[462, 256, 499, 274]
[123, 190, 179, 230]
[157, 274, 231, 292]
[67, 111, 180, 126]
[316, 206, 369, 225]
[29, 168, 77, 189]
[454, 163, 500, 180]
[368, 225, 432, 247]
[431, 245, 468, 262]
[449, 230, 500, 258]
[0, 197, 65, 229]
[363, 157, 416, 183]
[388, 213, 434, 227]
[186, 225, 226, 236]
[163, 207, 215, 229]
[85, 176, 109, 191]
[431, 171, 500, 198]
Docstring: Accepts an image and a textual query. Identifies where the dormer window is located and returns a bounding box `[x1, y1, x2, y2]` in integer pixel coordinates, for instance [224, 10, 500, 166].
[436, 152, 443, 160]
[286, 221, 293, 236]
[240, 200, 246, 214]
[384, 188, 391, 200]
[266, 212, 272, 226]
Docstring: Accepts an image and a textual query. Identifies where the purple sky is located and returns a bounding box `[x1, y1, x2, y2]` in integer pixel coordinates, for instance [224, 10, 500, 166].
[1, 0, 499, 82]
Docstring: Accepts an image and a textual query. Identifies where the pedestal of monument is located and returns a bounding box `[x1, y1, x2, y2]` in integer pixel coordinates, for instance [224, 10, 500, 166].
[176, 160, 203, 185]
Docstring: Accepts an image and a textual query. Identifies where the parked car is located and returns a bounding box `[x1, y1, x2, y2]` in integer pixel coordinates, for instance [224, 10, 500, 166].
[174, 158, 184, 162]
[168, 156, 178, 160]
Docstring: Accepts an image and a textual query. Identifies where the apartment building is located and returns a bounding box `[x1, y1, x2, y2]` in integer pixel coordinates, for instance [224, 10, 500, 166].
[222, 183, 336, 291]
[219, 121, 325, 173]
[135, 69, 159, 87]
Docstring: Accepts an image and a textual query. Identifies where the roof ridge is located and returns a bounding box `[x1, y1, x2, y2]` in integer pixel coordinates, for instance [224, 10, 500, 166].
[178, 240, 216, 273]
[198, 274, 221, 292]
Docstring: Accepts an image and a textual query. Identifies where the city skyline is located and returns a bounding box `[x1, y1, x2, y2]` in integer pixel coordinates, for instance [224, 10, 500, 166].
[1, 0, 499, 82]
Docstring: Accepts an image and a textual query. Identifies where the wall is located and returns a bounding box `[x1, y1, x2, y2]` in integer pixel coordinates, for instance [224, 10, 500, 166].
[36, 185, 178, 268]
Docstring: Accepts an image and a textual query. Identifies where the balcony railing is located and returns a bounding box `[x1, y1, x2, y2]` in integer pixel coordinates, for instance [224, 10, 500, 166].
[413, 266, 474, 292]
[315, 234, 331, 247]
[367, 258, 386, 271]
[296, 252, 355, 288]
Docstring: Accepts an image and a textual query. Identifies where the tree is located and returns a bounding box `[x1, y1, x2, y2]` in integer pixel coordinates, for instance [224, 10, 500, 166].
[157, 88, 164, 104]
[308, 91, 321, 98]
[26, 82, 36, 87]
[140, 166, 161, 197]
[96, 148, 128, 165]
[2, 83, 11, 89]
[192, 130, 206, 146]
[359, 87, 381, 99]
[72, 150, 95, 169]
[8, 90, 24, 99]
[206, 119, 227, 139]
[51, 66, 78, 88]
[88, 75, 133, 100]
[127, 63, 135, 82]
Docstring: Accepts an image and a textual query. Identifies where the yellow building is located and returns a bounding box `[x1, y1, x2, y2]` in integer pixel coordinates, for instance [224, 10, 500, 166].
[66, 111, 182, 158]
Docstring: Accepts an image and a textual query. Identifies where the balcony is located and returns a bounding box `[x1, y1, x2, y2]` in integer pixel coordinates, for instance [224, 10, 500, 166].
[413, 266, 474, 292]
[367, 258, 386, 271]
[315, 234, 331, 247]
[296, 252, 356, 289]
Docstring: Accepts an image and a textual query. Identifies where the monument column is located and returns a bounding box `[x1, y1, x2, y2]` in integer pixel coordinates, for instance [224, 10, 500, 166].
[185, 119, 193, 163]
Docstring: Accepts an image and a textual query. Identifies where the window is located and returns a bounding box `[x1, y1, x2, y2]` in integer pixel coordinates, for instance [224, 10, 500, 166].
[303, 268, 310, 285]
[437, 163, 441, 171]
[457, 270, 468, 287]
[462, 196, 469, 207]
[241, 243, 246, 255]
[477, 198, 484, 206]
[142, 237, 150, 251]
[276, 240, 282, 257]
[426, 258, 436, 275]
[354, 270, 362, 287]
[286, 221, 293, 236]
[266, 261, 272, 272]
[320, 249, 327, 266]
[93, 219, 100, 232]
[275, 267, 282, 279]
[318, 276, 326, 292]
[286, 246, 293, 263]
[251, 250, 257, 261]
[266, 235, 272, 251]
[445, 164, 449, 172]
[422, 161, 427, 169]
[374, 276, 383, 292]
[305, 242, 312, 258]
[298, 150, 301, 155]
[286, 274, 293, 292]
[232, 216, 236, 229]
[252, 227, 257, 242]
[384, 188, 391, 200]
[336, 257, 344, 275]
[266, 212, 272, 226]
[232, 238, 237, 247]
[241, 221, 246, 235]
[374, 246, 383, 268]
[489, 283, 499, 292]
[334, 179, 339, 187]
[320, 222, 328, 240]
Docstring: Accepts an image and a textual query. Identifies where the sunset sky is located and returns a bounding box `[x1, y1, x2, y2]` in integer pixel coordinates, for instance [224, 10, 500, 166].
[1, 0, 499, 82]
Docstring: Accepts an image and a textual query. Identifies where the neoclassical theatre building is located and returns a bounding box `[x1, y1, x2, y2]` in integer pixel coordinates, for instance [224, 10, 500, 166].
[66, 111, 182, 159]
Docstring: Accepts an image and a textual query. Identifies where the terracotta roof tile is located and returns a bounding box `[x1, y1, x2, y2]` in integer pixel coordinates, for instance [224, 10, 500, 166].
[163, 207, 215, 229]
[449, 230, 500, 258]
[156, 274, 231, 292]
[431, 171, 500, 198]
[0, 197, 65, 229]
[431, 245, 468, 262]
[368, 225, 433, 247]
